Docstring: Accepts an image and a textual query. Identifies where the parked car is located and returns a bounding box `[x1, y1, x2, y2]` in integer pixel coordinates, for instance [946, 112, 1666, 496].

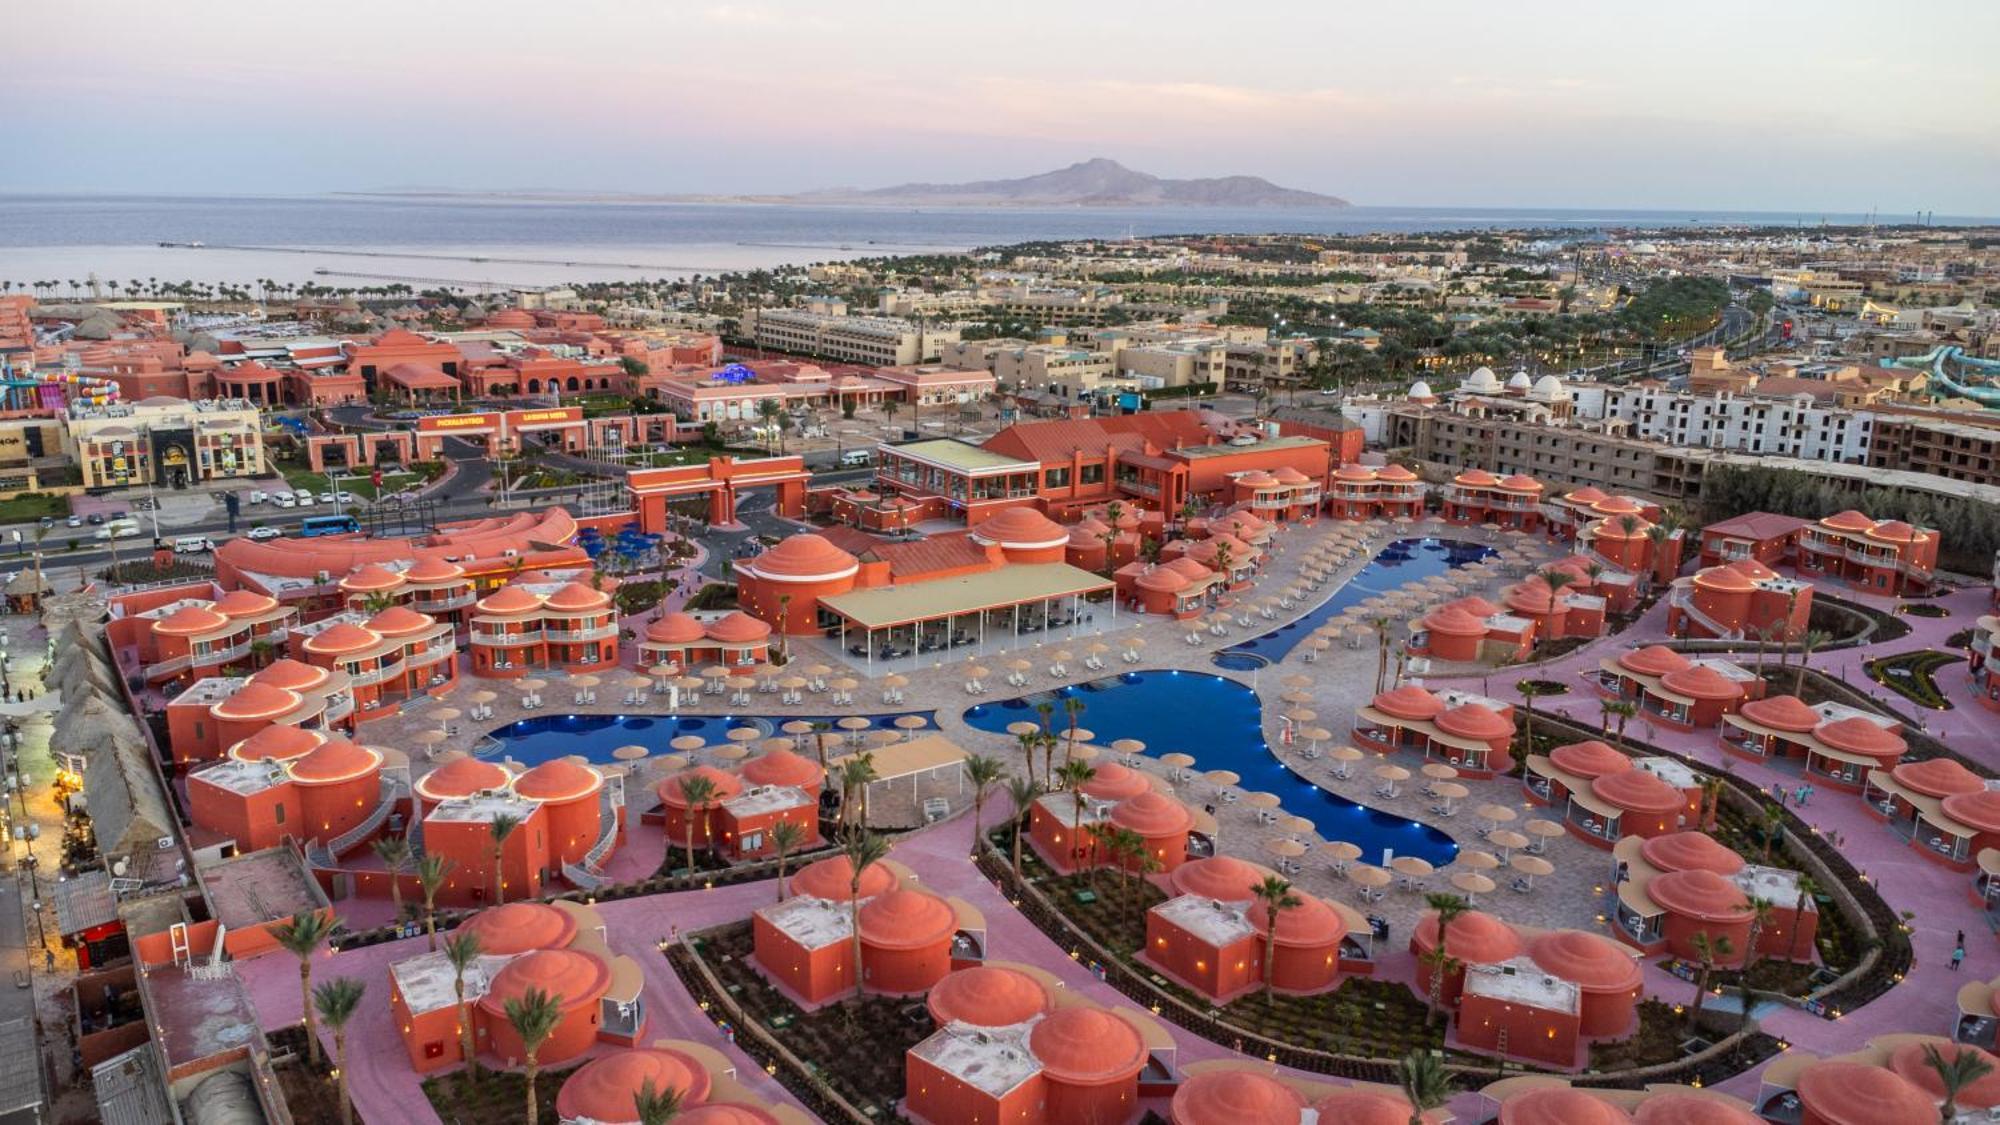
[248, 489, 268, 504]
[246, 526, 282, 541]
[92, 518, 142, 540]
[172, 535, 216, 554]
[65, 515, 81, 528]
[86, 513, 105, 525]
[317, 492, 335, 504]
[331, 490, 355, 503]
[275, 494, 297, 508]
[291, 492, 313, 507]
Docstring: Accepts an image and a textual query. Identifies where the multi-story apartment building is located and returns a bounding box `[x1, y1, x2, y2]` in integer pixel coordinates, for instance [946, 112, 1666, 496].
[940, 340, 1124, 401]
[1379, 409, 1710, 499]
[745, 308, 960, 366]
[984, 286, 1126, 325]
[1865, 414, 2000, 488]
[1592, 385, 1875, 462]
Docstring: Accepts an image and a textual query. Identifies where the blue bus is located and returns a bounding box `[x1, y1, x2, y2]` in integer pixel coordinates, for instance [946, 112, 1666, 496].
[299, 514, 360, 538]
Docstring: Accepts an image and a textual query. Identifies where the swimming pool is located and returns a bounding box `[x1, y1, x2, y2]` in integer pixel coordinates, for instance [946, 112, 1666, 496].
[963, 670, 1457, 866]
[485, 710, 937, 767]
[1213, 537, 1496, 669]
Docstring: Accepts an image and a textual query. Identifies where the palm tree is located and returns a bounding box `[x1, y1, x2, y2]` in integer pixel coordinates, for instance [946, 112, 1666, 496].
[272, 911, 337, 1066]
[1685, 931, 1734, 1032]
[488, 814, 520, 905]
[840, 827, 890, 999]
[1101, 827, 1145, 931]
[1923, 1042, 1995, 1122]
[1604, 699, 1638, 748]
[1759, 802, 1785, 864]
[1372, 615, 1395, 694]
[1697, 776, 1724, 830]
[808, 721, 833, 770]
[965, 755, 1006, 857]
[444, 931, 483, 1085]
[676, 774, 719, 875]
[1398, 1048, 1454, 1125]
[504, 986, 564, 1125]
[1422, 893, 1470, 1028]
[1515, 681, 1553, 766]
[1056, 759, 1099, 879]
[1793, 629, 1832, 696]
[1739, 897, 1777, 1033]
[312, 977, 366, 1125]
[1006, 776, 1038, 877]
[415, 853, 455, 951]
[1061, 697, 1087, 766]
[373, 834, 412, 923]
[1787, 874, 1820, 962]
[1251, 876, 1302, 1007]
[632, 1077, 686, 1125]
[838, 754, 877, 827]
[770, 819, 807, 902]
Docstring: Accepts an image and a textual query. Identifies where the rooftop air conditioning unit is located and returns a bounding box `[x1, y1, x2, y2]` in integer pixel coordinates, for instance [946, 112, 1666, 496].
[157, 835, 176, 850]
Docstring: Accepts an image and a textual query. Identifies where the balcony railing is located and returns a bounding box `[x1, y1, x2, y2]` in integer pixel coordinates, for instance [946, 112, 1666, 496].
[545, 624, 618, 643]
[472, 629, 544, 646]
[322, 694, 355, 724]
[412, 591, 475, 611]
[347, 658, 405, 687]
[405, 643, 455, 668]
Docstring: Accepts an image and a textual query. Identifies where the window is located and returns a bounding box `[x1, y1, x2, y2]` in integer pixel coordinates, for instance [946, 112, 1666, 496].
[274, 804, 286, 825]
[1080, 463, 1104, 486]
[1044, 467, 1071, 489]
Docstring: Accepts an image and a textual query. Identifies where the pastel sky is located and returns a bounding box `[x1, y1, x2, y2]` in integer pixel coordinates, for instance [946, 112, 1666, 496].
[6, 0, 1997, 212]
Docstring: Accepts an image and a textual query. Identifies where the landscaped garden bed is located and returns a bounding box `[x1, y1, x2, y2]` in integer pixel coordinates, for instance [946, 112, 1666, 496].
[419, 1054, 580, 1123]
[1899, 603, 1949, 619]
[1864, 650, 1962, 710]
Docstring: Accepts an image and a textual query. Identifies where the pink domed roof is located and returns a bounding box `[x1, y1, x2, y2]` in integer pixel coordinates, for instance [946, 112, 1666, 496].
[704, 611, 772, 644]
[1163, 556, 1214, 581]
[212, 589, 279, 617]
[1234, 470, 1279, 487]
[1171, 1070, 1305, 1125]
[1499, 473, 1544, 492]
[1109, 791, 1195, 837]
[1453, 469, 1500, 487]
[1591, 496, 1643, 517]
[1866, 519, 1919, 543]
[1436, 704, 1513, 742]
[1271, 466, 1311, 485]
[475, 585, 543, 614]
[1549, 741, 1632, 780]
[678, 1106, 782, 1125]
[1335, 463, 1377, 482]
[1372, 685, 1444, 721]
[155, 605, 229, 636]
[1813, 717, 1906, 761]
[1499, 1088, 1632, 1125]
[970, 507, 1069, 549]
[544, 582, 611, 611]
[925, 966, 1052, 1027]
[1376, 463, 1418, 482]
[211, 681, 301, 722]
[1647, 869, 1752, 923]
[304, 621, 380, 655]
[1639, 832, 1745, 876]
[1592, 769, 1685, 815]
[1591, 515, 1653, 539]
[1660, 665, 1744, 701]
[365, 605, 434, 637]
[1889, 1041, 2000, 1109]
[1529, 930, 1642, 993]
[1247, 890, 1343, 948]
[746, 534, 859, 580]
[1028, 1007, 1147, 1083]
[514, 759, 602, 802]
[1136, 567, 1192, 594]
[1820, 510, 1874, 532]
[648, 612, 707, 644]
[1726, 557, 1779, 582]
[417, 756, 512, 801]
[487, 308, 535, 328]
[790, 855, 897, 901]
[1565, 486, 1608, 504]
[1079, 761, 1151, 802]
[1311, 1089, 1424, 1125]
[1504, 579, 1557, 615]
[249, 659, 332, 693]
[556, 1048, 713, 1125]
[480, 948, 611, 1015]
[1739, 695, 1820, 733]
[230, 724, 324, 763]
[373, 327, 428, 346]
[741, 747, 824, 790]
[1630, 1094, 1758, 1125]
[339, 565, 406, 593]
[1618, 645, 1692, 677]
[457, 901, 578, 956]
[403, 557, 465, 583]
[1414, 909, 1520, 964]
[288, 739, 381, 785]
[657, 766, 744, 810]
[1893, 757, 1985, 799]
[859, 889, 956, 950]
[1795, 1061, 1936, 1125]
[1421, 606, 1489, 636]
[1450, 595, 1502, 618]
[1170, 856, 1266, 902]
[1942, 790, 2000, 835]
[1692, 565, 1755, 593]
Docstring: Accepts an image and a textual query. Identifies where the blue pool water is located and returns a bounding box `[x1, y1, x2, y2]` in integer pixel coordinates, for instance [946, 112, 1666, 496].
[487, 710, 936, 767]
[1214, 537, 1496, 669]
[963, 671, 1457, 866]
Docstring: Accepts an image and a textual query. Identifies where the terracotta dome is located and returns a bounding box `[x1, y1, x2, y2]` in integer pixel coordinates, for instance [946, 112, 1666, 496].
[211, 681, 302, 722]
[373, 327, 427, 346]
[487, 308, 535, 328]
[1335, 463, 1377, 482]
[1660, 665, 1744, 702]
[416, 756, 512, 801]
[648, 612, 706, 644]
[1068, 519, 1112, 548]
[1371, 685, 1444, 721]
[1866, 519, 1920, 543]
[1549, 741, 1631, 780]
[1164, 556, 1214, 581]
[1618, 645, 1692, 677]
[1592, 769, 1684, 815]
[1893, 757, 1985, 799]
[1692, 565, 1756, 593]
[1414, 909, 1520, 964]
[1591, 496, 1643, 516]
[790, 854, 897, 901]
[544, 582, 611, 612]
[677, 1106, 782, 1125]
[1647, 869, 1752, 923]
[1377, 463, 1418, 482]
[338, 564, 406, 593]
[1499, 473, 1543, 493]
[1028, 1006, 1147, 1084]
[1725, 557, 1779, 582]
[744, 534, 859, 581]
[657, 766, 745, 810]
[475, 585, 544, 615]
[1591, 515, 1653, 539]
[212, 589, 279, 617]
[741, 747, 824, 790]
[859, 889, 956, 950]
[969, 507, 1069, 550]
[1079, 761, 1151, 802]
[1247, 890, 1343, 947]
[366, 605, 434, 637]
[1450, 596, 1502, 618]
[1136, 567, 1192, 594]
[1421, 606, 1488, 636]
[479, 948, 611, 1016]
[555, 1048, 713, 1125]
[1795, 1061, 1936, 1125]
[1941, 790, 2000, 834]
[1435, 703, 1513, 743]
[1170, 1070, 1305, 1125]
[1630, 1094, 1758, 1125]
[249, 659, 332, 693]
[1819, 510, 1874, 532]
[925, 966, 1052, 1027]
[1271, 468, 1311, 485]
[403, 557, 465, 583]
[1499, 1088, 1632, 1125]
[704, 612, 772, 644]
[1565, 486, 1608, 505]
[1813, 717, 1906, 761]
[457, 901, 578, 956]
[1169, 856, 1266, 902]
[288, 739, 381, 785]
[1529, 930, 1642, 993]
[1640, 832, 1745, 876]
[1453, 469, 1500, 487]
[1739, 695, 1820, 733]
[1504, 579, 1557, 615]
[1311, 1089, 1423, 1125]
[1234, 470, 1279, 488]
[154, 604, 229, 636]
[514, 759, 602, 802]
[1109, 791, 1195, 837]
[230, 724, 324, 763]
[304, 621, 381, 655]
[1889, 1040, 2000, 1109]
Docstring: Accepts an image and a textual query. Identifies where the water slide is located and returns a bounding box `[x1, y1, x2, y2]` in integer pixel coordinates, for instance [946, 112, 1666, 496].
[1884, 345, 2000, 409]
[0, 360, 121, 411]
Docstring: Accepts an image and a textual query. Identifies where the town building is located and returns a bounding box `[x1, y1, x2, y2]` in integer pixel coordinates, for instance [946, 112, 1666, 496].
[1141, 888, 1366, 1004]
[745, 307, 960, 366]
[1351, 685, 1518, 777]
[1665, 558, 1814, 642]
[1794, 509, 1940, 595]
[1609, 833, 1818, 964]
[750, 854, 966, 1006]
[1720, 694, 1910, 790]
[66, 397, 264, 489]
[904, 1000, 1157, 1125]
[1522, 738, 1713, 848]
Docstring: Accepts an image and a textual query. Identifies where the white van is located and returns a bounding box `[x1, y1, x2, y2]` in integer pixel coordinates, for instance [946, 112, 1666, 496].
[173, 535, 216, 554]
[838, 449, 873, 468]
[275, 493, 297, 508]
[93, 518, 142, 540]
[291, 491, 314, 507]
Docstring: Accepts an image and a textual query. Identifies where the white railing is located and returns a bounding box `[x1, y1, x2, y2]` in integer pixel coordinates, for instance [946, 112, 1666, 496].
[326, 776, 403, 857]
[472, 629, 544, 645]
[412, 591, 476, 611]
[545, 624, 618, 643]
[405, 643, 455, 668]
[347, 658, 405, 687]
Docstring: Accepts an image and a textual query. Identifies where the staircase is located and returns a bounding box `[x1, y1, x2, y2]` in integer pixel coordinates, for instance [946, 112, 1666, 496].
[326, 775, 406, 858]
[561, 788, 620, 891]
[1668, 587, 1741, 641]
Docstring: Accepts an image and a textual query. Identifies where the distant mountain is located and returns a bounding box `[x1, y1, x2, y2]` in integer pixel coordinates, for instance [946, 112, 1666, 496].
[795, 158, 1348, 208]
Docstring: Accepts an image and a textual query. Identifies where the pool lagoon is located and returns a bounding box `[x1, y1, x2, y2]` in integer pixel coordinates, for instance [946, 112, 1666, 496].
[486, 710, 937, 767]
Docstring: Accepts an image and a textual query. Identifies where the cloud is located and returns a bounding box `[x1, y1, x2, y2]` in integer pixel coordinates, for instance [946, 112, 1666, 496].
[701, 4, 824, 29]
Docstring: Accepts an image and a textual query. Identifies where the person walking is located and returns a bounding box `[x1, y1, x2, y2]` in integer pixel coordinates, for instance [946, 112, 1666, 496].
[1952, 942, 1967, 971]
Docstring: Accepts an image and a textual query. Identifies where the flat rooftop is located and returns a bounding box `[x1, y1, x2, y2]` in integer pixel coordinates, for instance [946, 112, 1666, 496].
[1034, 791, 1114, 829]
[1812, 701, 1900, 730]
[890, 439, 1038, 476]
[758, 895, 852, 951]
[723, 785, 812, 817]
[189, 758, 287, 798]
[429, 791, 540, 824]
[1464, 957, 1581, 1015]
[199, 848, 327, 930]
[910, 1020, 1043, 1098]
[169, 677, 243, 708]
[1173, 434, 1325, 459]
[1734, 864, 1804, 903]
[140, 962, 262, 1071]
[391, 949, 508, 1015]
[1435, 687, 1509, 712]
[1632, 757, 1702, 790]
[1154, 894, 1256, 947]
[818, 563, 1112, 630]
